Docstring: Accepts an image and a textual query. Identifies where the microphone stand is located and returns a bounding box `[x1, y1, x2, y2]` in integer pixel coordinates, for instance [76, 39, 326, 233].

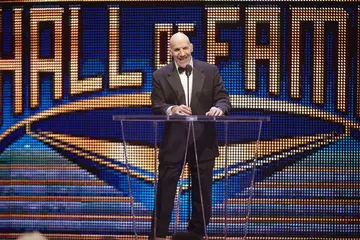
[185, 65, 192, 108]
[187, 76, 190, 108]
[185, 64, 208, 239]
[175, 65, 193, 235]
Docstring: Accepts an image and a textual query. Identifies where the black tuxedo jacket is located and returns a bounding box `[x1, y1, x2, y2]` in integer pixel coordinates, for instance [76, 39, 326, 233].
[151, 59, 231, 164]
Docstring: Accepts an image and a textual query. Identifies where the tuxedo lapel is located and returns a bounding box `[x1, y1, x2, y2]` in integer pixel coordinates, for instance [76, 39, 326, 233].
[167, 65, 186, 105]
[190, 62, 205, 110]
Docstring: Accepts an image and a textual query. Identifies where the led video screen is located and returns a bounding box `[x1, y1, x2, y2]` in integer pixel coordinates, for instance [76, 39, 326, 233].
[0, 1, 359, 239]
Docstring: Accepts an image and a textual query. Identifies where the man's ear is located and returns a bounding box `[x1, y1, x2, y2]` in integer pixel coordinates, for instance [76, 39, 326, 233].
[190, 43, 193, 53]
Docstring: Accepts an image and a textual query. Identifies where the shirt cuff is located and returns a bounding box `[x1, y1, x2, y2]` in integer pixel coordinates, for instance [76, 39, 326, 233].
[166, 106, 174, 116]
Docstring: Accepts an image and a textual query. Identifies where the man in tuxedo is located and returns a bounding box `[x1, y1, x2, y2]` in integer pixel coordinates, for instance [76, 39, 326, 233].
[150, 32, 231, 240]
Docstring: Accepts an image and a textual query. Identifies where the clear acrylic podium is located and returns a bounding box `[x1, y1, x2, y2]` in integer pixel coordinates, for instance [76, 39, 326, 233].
[113, 115, 270, 239]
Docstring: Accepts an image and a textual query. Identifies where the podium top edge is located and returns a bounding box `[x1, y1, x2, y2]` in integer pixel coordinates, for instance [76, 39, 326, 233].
[112, 115, 270, 122]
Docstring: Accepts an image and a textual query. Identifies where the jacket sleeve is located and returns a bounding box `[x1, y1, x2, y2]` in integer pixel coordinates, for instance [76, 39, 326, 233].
[213, 67, 232, 115]
[151, 72, 172, 115]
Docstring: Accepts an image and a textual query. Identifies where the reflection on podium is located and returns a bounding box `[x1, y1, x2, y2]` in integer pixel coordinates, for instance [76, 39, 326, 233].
[113, 115, 270, 239]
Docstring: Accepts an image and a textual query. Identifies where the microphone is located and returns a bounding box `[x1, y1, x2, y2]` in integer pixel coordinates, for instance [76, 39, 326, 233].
[185, 64, 192, 77]
[185, 64, 192, 107]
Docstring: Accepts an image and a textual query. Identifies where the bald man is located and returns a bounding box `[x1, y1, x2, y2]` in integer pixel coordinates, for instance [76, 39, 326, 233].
[150, 32, 231, 240]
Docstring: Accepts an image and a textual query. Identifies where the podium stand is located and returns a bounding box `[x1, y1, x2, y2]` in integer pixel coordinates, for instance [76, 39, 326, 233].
[113, 115, 270, 239]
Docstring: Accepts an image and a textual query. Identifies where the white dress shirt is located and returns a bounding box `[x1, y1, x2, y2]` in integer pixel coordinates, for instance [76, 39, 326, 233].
[166, 59, 193, 115]
[175, 59, 193, 107]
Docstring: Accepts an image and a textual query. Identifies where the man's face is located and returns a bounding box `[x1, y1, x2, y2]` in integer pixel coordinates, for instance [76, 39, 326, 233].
[169, 37, 193, 68]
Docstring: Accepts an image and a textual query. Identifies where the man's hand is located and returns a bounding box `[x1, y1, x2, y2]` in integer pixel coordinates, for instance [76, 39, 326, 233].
[206, 107, 224, 116]
[171, 105, 192, 115]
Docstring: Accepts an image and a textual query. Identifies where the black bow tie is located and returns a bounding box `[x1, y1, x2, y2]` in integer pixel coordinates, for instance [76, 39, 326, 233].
[178, 66, 186, 74]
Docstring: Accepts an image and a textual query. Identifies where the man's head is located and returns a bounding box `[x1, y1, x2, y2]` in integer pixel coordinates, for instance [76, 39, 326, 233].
[169, 32, 193, 68]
